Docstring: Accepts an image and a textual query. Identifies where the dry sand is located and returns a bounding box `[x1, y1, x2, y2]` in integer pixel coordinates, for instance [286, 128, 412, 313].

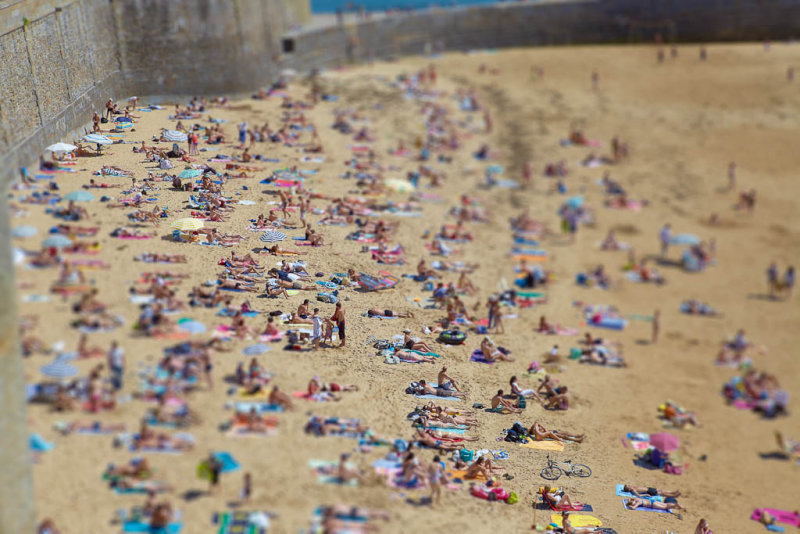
[15, 43, 800, 533]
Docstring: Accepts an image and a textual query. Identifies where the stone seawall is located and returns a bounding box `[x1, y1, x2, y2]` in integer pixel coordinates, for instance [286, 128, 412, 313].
[0, 0, 306, 187]
[2, 0, 800, 186]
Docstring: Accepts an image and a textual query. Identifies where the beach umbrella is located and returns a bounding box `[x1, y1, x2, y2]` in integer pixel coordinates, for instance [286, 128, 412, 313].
[45, 142, 77, 154]
[170, 218, 204, 231]
[11, 226, 37, 238]
[649, 432, 680, 452]
[243, 343, 271, 356]
[40, 360, 78, 379]
[385, 178, 414, 193]
[41, 235, 73, 249]
[259, 230, 286, 243]
[177, 321, 206, 334]
[82, 133, 113, 145]
[64, 190, 95, 202]
[164, 130, 188, 142]
[178, 169, 202, 179]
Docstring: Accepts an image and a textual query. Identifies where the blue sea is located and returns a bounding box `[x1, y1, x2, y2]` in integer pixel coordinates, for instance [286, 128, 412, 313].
[311, 0, 512, 13]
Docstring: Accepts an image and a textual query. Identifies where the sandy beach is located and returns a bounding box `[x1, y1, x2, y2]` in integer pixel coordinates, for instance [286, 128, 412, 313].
[14, 43, 800, 533]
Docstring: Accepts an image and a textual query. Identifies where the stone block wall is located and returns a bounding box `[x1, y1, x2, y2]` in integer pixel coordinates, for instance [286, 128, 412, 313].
[3, 0, 800, 187]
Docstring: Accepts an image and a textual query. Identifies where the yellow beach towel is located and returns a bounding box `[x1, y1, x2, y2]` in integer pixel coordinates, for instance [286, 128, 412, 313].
[550, 514, 602, 527]
[520, 440, 565, 452]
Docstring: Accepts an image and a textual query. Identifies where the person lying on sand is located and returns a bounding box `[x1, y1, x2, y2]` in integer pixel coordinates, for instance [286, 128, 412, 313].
[133, 422, 193, 451]
[622, 485, 681, 498]
[308, 376, 358, 395]
[413, 428, 466, 451]
[263, 244, 306, 256]
[367, 308, 413, 318]
[529, 421, 584, 443]
[105, 458, 152, 479]
[394, 350, 437, 363]
[402, 329, 434, 353]
[420, 404, 477, 426]
[623, 498, 684, 515]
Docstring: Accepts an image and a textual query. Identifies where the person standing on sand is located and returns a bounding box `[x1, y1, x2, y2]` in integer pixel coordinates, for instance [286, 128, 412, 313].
[659, 223, 671, 257]
[652, 310, 660, 344]
[728, 161, 736, 191]
[107, 341, 125, 391]
[428, 455, 444, 506]
[331, 302, 346, 347]
[207, 453, 222, 494]
[240, 472, 251, 503]
[700, 46, 707, 61]
[783, 266, 795, 299]
[591, 69, 599, 91]
[312, 308, 322, 350]
[767, 262, 779, 298]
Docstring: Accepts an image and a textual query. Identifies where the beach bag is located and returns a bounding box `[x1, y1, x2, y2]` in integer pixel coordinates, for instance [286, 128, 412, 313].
[517, 397, 527, 409]
[504, 430, 520, 443]
[511, 422, 526, 436]
[507, 491, 519, 504]
[316, 291, 338, 304]
[101, 117, 108, 124]
[459, 449, 474, 462]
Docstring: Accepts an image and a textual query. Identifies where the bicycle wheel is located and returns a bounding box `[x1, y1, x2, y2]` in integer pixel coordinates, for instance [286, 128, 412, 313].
[571, 464, 592, 477]
[540, 465, 563, 480]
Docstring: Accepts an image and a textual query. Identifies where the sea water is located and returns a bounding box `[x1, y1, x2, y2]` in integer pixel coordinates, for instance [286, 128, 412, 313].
[311, 0, 517, 13]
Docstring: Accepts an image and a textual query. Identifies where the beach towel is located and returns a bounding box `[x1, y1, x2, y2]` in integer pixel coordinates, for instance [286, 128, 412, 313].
[751, 509, 800, 527]
[470, 349, 495, 364]
[622, 499, 672, 514]
[414, 393, 461, 401]
[614, 484, 666, 501]
[213, 510, 272, 534]
[308, 459, 359, 486]
[520, 439, 564, 452]
[550, 514, 601, 527]
[123, 520, 182, 533]
[226, 424, 277, 438]
[234, 402, 284, 413]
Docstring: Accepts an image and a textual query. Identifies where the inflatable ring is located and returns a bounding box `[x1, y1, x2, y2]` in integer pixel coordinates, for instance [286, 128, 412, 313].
[438, 329, 466, 345]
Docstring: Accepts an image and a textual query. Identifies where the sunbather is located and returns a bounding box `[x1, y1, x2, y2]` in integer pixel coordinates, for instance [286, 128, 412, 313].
[624, 498, 683, 514]
[541, 486, 581, 510]
[480, 337, 514, 362]
[268, 385, 294, 411]
[490, 390, 522, 414]
[622, 485, 681, 498]
[413, 428, 465, 451]
[529, 421, 584, 443]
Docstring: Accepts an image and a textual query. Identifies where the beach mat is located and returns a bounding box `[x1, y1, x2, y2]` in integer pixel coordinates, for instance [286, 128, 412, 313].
[550, 514, 601, 527]
[520, 440, 564, 451]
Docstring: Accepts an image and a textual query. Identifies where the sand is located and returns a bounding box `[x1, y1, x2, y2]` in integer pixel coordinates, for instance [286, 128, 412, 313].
[14, 43, 800, 533]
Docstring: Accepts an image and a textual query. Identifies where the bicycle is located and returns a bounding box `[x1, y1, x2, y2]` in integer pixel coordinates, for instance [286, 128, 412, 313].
[540, 454, 592, 481]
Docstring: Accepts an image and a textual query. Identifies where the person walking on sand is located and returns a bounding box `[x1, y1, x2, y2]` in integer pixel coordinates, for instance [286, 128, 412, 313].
[591, 70, 599, 91]
[782, 266, 795, 299]
[331, 302, 346, 347]
[659, 223, 671, 257]
[652, 310, 660, 344]
[428, 455, 444, 506]
[767, 262, 779, 298]
[107, 340, 125, 391]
